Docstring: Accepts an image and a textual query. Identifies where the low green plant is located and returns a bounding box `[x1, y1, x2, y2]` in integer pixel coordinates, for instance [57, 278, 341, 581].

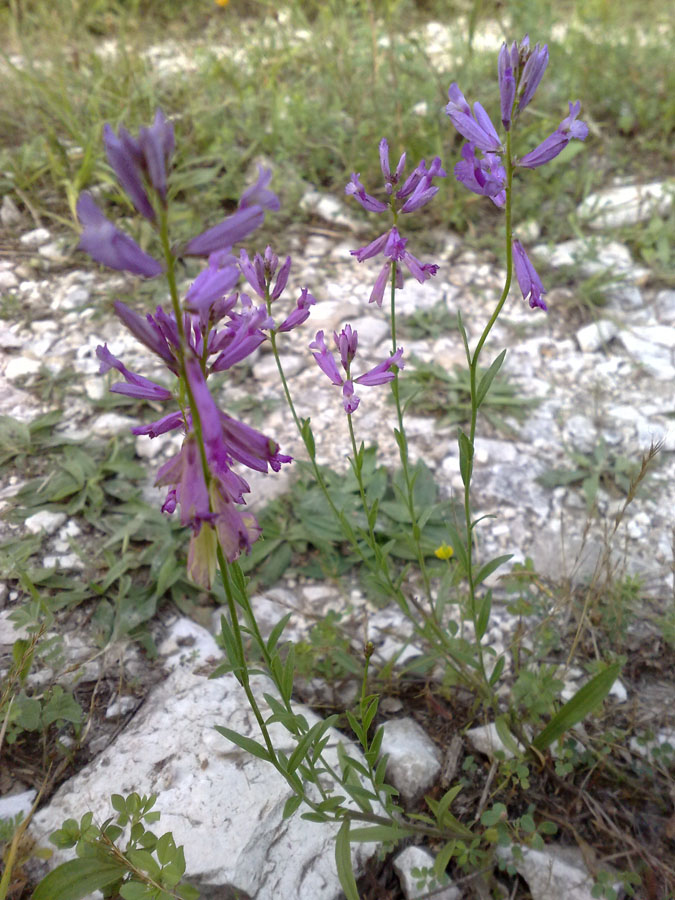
[395, 356, 535, 436]
[239, 449, 462, 595]
[537, 437, 647, 510]
[32, 792, 199, 900]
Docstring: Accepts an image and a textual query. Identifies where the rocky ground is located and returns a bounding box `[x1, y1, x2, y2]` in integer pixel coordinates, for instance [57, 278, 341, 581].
[1, 175, 674, 899]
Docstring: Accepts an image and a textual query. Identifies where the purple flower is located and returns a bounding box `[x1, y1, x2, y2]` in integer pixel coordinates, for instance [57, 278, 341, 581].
[185, 169, 279, 257]
[445, 83, 502, 152]
[379, 138, 406, 194]
[498, 44, 516, 130]
[113, 301, 178, 371]
[184, 206, 266, 258]
[518, 40, 549, 112]
[102, 110, 175, 219]
[103, 125, 155, 221]
[239, 247, 291, 300]
[345, 173, 388, 213]
[454, 144, 507, 207]
[277, 287, 316, 333]
[346, 144, 446, 216]
[239, 165, 281, 212]
[210, 297, 273, 371]
[184, 253, 239, 327]
[138, 109, 175, 201]
[518, 101, 588, 168]
[310, 327, 404, 413]
[96, 344, 173, 401]
[512, 240, 547, 310]
[76, 193, 162, 278]
[351, 226, 438, 306]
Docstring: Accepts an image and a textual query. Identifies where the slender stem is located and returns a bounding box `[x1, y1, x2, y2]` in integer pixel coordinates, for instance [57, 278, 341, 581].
[462, 130, 515, 693]
[387, 260, 434, 605]
[269, 315, 487, 695]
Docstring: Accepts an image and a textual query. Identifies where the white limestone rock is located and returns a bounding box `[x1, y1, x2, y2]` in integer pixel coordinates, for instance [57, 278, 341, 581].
[379, 717, 441, 806]
[24, 510, 67, 535]
[157, 617, 221, 670]
[575, 319, 619, 352]
[578, 180, 674, 229]
[5, 356, 41, 380]
[300, 188, 363, 232]
[31, 668, 378, 900]
[393, 846, 461, 900]
[0, 789, 37, 822]
[496, 844, 619, 900]
[466, 722, 523, 760]
[19, 227, 51, 248]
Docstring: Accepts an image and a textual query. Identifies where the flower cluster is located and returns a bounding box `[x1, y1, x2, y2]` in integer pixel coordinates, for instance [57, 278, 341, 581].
[346, 139, 445, 306]
[446, 35, 588, 312]
[77, 108, 279, 278]
[310, 326, 404, 414]
[77, 112, 295, 586]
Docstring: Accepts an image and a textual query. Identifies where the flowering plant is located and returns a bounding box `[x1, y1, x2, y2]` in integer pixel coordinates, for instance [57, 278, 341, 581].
[59, 35, 621, 899]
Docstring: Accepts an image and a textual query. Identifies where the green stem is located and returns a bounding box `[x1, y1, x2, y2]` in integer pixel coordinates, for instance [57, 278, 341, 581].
[388, 261, 434, 605]
[269, 317, 486, 696]
[462, 130, 515, 693]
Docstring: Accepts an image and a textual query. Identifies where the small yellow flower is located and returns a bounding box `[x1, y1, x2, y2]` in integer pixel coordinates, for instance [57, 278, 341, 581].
[215, 0, 229, 6]
[434, 542, 454, 560]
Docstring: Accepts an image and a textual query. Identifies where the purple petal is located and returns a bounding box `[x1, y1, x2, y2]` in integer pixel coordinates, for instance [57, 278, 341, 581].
[512, 239, 547, 310]
[96, 343, 173, 401]
[238, 248, 266, 298]
[309, 330, 343, 385]
[350, 230, 390, 262]
[132, 410, 184, 437]
[239, 166, 280, 212]
[138, 109, 175, 200]
[76, 192, 162, 277]
[277, 287, 316, 332]
[271, 255, 292, 300]
[185, 206, 266, 257]
[518, 43, 549, 111]
[355, 347, 404, 386]
[113, 301, 177, 370]
[369, 262, 390, 307]
[103, 124, 155, 220]
[185, 256, 240, 325]
[342, 380, 360, 414]
[220, 412, 292, 473]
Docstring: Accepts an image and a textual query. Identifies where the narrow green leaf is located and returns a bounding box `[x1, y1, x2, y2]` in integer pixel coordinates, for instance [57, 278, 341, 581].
[213, 725, 271, 762]
[442, 521, 469, 574]
[474, 554, 513, 587]
[489, 655, 506, 686]
[458, 429, 473, 487]
[266, 613, 292, 654]
[348, 824, 403, 843]
[532, 662, 622, 751]
[495, 714, 523, 757]
[456, 310, 471, 365]
[433, 839, 457, 880]
[335, 819, 360, 900]
[31, 858, 124, 900]
[119, 882, 150, 900]
[301, 418, 315, 457]
[282, 794, 303, 820]
[476, 349, 507, 408]
[435, 784, 462, 825]
[475, 589, 492, 640]
[281, 644, 295, 703]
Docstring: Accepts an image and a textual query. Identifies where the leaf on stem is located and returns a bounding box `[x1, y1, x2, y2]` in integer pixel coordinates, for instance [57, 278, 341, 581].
[475, 349, 507, 408]
[532, 661, 622, 751]
[335, 819, 360, 900]
[213, 725, 271, 762]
